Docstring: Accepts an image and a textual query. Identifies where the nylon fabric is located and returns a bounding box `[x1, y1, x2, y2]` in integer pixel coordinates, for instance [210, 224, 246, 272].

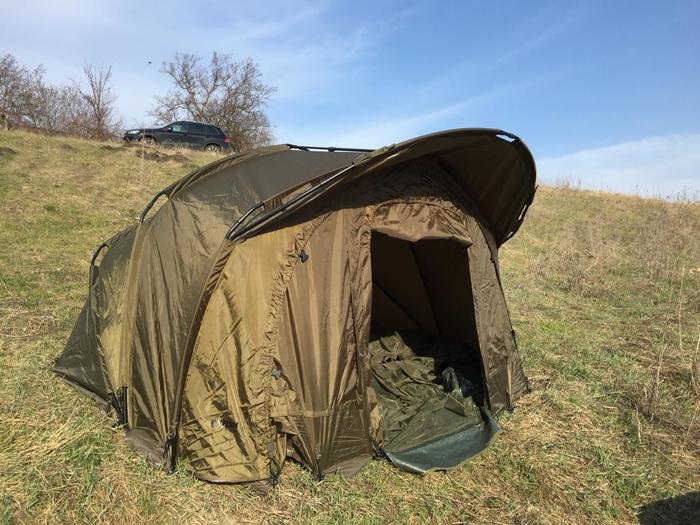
[51, 129, 535, 483]
[368, 331, 486, 465]
[273, 211, 374, 476]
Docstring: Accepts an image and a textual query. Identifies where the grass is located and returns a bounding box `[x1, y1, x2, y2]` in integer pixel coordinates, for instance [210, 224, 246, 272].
[0, 130, 698, 524]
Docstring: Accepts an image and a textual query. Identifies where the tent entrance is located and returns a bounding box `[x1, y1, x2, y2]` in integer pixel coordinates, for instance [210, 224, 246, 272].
[368, 232, 499, 473]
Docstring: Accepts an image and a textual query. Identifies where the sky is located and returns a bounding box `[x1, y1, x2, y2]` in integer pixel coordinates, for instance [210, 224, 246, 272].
[2, 0, 699, 198]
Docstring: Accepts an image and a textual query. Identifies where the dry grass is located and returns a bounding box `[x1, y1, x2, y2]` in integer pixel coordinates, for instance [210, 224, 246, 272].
[0, 130, 698, 524]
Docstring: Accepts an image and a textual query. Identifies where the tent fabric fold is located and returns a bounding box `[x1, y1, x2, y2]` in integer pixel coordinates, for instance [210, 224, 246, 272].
[52, 128, 536, 484]
[368, 330, 497, 474]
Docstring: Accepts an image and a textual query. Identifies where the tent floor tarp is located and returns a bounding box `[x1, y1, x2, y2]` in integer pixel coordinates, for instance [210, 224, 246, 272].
[369, 330, 499, 474]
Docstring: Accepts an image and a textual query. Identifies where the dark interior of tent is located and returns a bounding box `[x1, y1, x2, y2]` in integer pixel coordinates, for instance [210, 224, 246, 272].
[368, 231, 498, 473]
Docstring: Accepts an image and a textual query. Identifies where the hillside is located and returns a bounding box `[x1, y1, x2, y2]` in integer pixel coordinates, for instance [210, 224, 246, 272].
[0, 130, 698, 525]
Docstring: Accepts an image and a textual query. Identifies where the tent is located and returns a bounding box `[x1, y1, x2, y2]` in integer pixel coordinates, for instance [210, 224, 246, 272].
[53, 128, 537, 484]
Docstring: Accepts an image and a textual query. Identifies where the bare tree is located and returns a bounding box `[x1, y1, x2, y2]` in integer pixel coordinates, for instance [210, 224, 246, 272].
[151, 53, 275, 151]
[36, 84, 92, 135]
[0, 54, 122, 139]
[74, 63, 121, 140]
[0, 53, 45, 128]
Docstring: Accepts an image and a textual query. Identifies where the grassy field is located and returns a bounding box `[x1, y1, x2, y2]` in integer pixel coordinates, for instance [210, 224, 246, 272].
[0, 130, 698, 524]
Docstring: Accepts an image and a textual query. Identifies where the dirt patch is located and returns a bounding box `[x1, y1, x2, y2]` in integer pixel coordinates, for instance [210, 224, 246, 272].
[0, 146, 17, 156]
[134, 149, 191, 165]
[169, 152, 190, 164]
[135, 150, 166, 162]
[100, 145, 122, 152]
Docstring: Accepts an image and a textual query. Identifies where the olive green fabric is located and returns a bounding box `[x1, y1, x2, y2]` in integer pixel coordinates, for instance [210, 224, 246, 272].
[235, 130, 535, 248]
[52, 129, 535, 484]
[53, 224, 137, 410]
[53, 304, 109, 407]
[368, 330, 497, 473]
[368, 330, 483, 445]
[176, 161, 527, 481]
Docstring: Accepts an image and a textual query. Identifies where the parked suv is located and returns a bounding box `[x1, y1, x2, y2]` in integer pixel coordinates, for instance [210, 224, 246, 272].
[123, 121, 230, 152]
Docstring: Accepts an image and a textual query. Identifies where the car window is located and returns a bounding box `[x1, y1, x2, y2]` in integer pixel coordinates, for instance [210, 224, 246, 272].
[210, 125, 224, 136]
[190, 123, 208, 135]
[170, 122, 189, 133]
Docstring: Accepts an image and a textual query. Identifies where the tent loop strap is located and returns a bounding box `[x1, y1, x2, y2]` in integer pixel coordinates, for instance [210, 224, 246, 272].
[139, 190, 168, 223]
[162, 430, 177, 474]
[107, 386, 128, 428]
[371, 437, 387, 459]
[268, 456, 281, 487]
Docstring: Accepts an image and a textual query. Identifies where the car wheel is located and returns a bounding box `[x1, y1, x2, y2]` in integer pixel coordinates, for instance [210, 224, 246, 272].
[204, 143, 221, 152]
[140, 135, 156, 145]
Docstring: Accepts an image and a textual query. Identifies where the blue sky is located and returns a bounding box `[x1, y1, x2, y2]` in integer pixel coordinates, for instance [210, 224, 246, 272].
[2, 0, 699, 197]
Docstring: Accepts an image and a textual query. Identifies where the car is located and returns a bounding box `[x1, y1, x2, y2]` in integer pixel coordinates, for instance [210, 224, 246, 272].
[123, 121, 230, 152]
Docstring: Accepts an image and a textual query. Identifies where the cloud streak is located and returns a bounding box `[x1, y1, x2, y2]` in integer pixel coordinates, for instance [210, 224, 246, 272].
[537, 133, 700, 199]
[290, 92, 498, 148]
[1, 0, 410, 124]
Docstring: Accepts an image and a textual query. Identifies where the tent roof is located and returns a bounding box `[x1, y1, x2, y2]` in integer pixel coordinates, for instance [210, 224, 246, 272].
[148, 128, 536, 246]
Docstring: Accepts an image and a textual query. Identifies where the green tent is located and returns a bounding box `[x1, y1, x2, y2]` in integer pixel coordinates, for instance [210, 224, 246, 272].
[53, 128, 537, 484]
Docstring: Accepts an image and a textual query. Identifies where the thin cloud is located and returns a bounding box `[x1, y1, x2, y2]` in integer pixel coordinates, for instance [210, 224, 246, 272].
[281, 70, 566, 148]
[232, 7, 418, 100]
[493, 7, 584, 68]
[305, 95, 496, 148]
[538, 133, 700, 199]
[2, 0, 402, 121]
